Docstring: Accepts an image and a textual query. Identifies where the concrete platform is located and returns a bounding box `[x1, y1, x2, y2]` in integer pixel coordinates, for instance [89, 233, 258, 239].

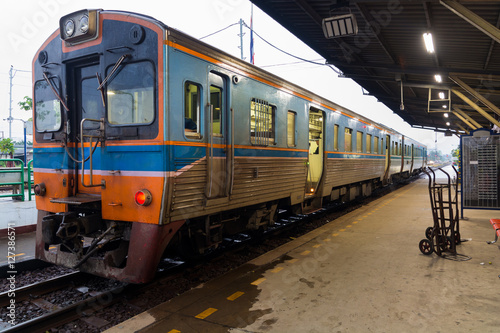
[0, 193, 36, 264]
[105, 167, 500, 333]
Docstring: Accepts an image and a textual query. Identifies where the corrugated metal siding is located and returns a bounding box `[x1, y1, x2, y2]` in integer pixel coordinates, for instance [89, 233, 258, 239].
[325, 158, 385, 188]
[170, 157, 306, 219]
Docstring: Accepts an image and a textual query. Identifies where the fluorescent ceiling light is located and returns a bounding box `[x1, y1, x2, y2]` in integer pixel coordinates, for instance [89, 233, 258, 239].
[434, 74, 442, 83]
[444, 113, 449, 118]
[446, 122, 450, 126]
[423, 32, 435, 53]
[438, 92, 445, 99]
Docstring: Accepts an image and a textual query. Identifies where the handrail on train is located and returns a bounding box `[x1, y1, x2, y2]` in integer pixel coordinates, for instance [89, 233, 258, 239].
[28, 159, 35, 201]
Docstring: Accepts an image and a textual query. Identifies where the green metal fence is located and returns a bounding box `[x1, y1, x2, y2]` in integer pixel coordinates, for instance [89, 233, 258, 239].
[0, 158, 26, 201]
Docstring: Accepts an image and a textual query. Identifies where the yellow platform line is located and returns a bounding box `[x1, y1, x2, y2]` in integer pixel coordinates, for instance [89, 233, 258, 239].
[195, 307, 218, 319]
[227, 291, 245, 301]
[301, 250, 311, 255]
[271, 266, 284, 273]
[6, 253, 25, 258]
[251, 278, 266, 286]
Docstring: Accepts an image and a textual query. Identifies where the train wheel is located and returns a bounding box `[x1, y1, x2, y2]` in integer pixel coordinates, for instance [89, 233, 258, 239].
[419, 239, 434, 255]
[425, 227, 433, 240]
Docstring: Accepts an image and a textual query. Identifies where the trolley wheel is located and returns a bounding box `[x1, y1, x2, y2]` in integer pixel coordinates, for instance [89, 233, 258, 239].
[419, 239, 434, 255]
[425, 227, 433, 240]
[438, 235, 451, 251]
[454, 231, 461, 245]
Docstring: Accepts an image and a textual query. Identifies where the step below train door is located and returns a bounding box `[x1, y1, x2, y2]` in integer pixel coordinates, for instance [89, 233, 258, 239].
[306, 108, 324, 196]
[205, 72, 229, 204]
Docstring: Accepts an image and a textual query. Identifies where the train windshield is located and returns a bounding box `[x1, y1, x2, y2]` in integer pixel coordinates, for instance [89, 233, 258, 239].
[34, 79, 62, 132]
[107, 61, 155, 125]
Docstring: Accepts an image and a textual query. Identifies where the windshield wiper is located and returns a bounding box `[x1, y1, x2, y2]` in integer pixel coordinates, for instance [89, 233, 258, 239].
[43, 71, 69, 112]
[96, 54, 130, 90]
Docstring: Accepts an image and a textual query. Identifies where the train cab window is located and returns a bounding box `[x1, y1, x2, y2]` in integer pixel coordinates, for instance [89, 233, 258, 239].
[34, 78, 62, 132]
[287, 111, 296, 147]
[344, 128, 352, 152]
[366, 134, 372, 153]
[107, 61, 155, 125]
[184, 82, 201, 138]
[334, 124, 339, 151]
[356, 131, 363, 153]
[251, 98, 275, 146]
[374, 136, 379, 154]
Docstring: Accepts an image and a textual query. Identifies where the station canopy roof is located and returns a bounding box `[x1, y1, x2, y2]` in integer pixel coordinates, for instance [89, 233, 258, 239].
[250, 0, 500, 135]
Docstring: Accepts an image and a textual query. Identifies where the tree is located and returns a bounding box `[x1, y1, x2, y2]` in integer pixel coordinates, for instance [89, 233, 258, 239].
[18, 96, 32, 112]
[0, 138, 14, 156]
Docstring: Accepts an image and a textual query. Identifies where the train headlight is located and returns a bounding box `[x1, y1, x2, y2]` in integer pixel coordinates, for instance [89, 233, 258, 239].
[60, 9, 99, 45]
[34, 183, 46, 196]
[135, 189, 152, 206]
[79, 15, 89, 33]
[64, 20, 75, 37]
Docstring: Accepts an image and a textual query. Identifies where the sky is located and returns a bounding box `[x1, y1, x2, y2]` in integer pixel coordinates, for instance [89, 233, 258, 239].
[0, 0, 459, 155]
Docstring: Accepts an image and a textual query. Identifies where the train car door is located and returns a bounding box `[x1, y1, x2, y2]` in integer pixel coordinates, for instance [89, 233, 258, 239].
[206, 72, 228, 200]
[383, 134, 391, 184]
[307, 109, 324, 195]
[72, 60, 104, 194]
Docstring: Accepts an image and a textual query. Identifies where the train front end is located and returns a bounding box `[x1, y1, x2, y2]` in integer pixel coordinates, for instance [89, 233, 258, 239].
[32, 10, 177, 283]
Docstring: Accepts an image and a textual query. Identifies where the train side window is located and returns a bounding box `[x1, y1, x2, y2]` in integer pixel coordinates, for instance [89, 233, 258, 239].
[184, 82, 201, 138]
[366, 134, 372, 153]
[107, 61, 155, 125]
[251, 98, 275, 146]
[334, 124, 339, 151]
[34, 78, 62, 132]
[344, 128, 352, 152]
[356, 131, 363, 153]
[287, 111, 296, 147]
[374, 136, 379, 154]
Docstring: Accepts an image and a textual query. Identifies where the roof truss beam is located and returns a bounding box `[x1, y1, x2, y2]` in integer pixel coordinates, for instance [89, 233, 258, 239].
[440, 0, 500, 44]
[451, 88, 500, 128]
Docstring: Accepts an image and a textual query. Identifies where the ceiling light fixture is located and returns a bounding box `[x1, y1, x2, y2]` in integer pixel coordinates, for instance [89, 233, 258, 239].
[423, 32, 435, 53]
[434, 74, 442, 83]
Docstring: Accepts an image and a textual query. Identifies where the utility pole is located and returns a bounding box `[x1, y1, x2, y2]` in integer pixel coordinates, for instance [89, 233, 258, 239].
[8, 65, 13, 139]
[238, 18, 245, 61]
[7, 66, 31, 140]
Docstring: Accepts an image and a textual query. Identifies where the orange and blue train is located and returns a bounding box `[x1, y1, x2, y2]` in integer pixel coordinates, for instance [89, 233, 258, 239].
[32, 9, 427, 283]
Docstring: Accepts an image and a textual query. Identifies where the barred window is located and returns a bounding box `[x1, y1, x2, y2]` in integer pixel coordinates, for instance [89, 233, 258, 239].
[356, 131, 363, 153]
[334, 124, 339, 151]
[287, 111, 296, 147]
[344, 128, 352, 152]
[251, 98, 275, 145]
[366, 134, 372, 153]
